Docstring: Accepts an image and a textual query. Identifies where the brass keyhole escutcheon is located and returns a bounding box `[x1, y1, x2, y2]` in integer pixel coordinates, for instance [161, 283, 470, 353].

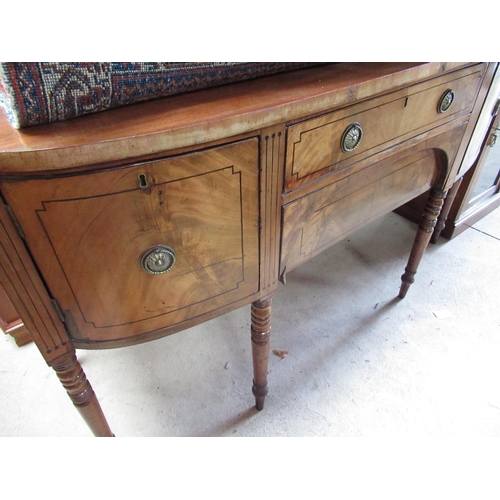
[138, 173, 149, 189]
[341, 122, 363, 153]
[141, 245, 176, 274]
[438, 89, 454, 113]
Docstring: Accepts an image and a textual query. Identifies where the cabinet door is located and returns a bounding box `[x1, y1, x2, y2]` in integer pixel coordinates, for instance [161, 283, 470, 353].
[1, 139, 260, 346]
[467, 111, 500, 204]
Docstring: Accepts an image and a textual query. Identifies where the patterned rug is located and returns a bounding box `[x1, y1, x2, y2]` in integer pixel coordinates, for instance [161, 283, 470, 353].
[0, 62, 317, 128]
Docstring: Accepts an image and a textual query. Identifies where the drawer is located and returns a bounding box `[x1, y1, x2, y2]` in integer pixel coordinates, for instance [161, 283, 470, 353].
[280, 123, 468, 275]
[285, 65, 484, 192]
[0, 139, 260, 345]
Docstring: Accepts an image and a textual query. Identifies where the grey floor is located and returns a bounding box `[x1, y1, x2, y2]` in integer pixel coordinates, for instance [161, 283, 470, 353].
[1, 209, 499, 438]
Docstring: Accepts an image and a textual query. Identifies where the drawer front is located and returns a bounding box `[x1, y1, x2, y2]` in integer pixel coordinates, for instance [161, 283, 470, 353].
[285, 65, 484, 192]
[1, 139, 260, 344]
[281, 152, 438, 274]
[280, 123, 468, 274]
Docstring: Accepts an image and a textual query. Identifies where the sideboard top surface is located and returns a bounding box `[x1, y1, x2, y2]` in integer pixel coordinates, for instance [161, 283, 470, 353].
[0, 62, 473, 173]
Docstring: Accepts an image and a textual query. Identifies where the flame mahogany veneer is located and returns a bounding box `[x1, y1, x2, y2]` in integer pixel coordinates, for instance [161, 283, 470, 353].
[0, 62, 491, 436]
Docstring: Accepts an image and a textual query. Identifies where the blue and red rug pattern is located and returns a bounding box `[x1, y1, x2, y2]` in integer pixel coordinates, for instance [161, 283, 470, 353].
[0, 62, 315, 128]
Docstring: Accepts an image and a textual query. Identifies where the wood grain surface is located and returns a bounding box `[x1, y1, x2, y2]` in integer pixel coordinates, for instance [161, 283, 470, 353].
[1, 139, 260, 345]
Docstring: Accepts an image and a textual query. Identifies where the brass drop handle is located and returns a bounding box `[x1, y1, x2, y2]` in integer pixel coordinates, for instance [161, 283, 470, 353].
[341, 122, 363, 152]
[438, 89, 455, 113]
[141, 245, 176, 274]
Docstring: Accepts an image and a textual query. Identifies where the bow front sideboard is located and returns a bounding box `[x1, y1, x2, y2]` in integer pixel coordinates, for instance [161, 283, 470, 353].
[0, 62, 494, 436]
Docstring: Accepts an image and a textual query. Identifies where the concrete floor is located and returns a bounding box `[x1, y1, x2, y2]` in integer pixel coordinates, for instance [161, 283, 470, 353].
[1, 209, 500, 438]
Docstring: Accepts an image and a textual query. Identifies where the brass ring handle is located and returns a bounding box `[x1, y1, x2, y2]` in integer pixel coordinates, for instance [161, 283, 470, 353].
[141, 245, 176, 274]
[438, 89, 454, 113]
[341, 122, 363, 152]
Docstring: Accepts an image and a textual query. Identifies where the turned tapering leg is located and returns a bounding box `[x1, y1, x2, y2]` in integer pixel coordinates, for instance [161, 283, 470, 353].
[399, 188, 447, 299]
[51, 351, 114, 437]
[431, 177, 462, 244]
[251, 297, 273, 411]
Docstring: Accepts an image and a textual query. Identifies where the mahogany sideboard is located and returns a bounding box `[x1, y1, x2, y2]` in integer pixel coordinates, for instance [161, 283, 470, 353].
[0, 62, 493, 436]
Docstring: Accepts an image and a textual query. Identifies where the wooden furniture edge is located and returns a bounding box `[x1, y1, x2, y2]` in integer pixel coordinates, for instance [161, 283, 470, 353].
[0, 62, 476, 173]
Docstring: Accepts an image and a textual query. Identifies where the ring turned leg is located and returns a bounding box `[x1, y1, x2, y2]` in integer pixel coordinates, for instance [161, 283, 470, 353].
[399, 187, 446, 299]
[251, 297, 272, 411]
[431, 177, 462, 244]
[51, 351, 114, 436]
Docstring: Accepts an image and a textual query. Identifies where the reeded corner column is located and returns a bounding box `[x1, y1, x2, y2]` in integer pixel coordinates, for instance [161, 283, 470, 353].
[250, 297, 273, 411]
[399, 187, 447, 299]
[51, 351, 114, 437]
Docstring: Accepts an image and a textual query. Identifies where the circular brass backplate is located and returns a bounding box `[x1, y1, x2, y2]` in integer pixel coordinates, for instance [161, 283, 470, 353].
[141, 245, 176, 274]
[341, 122, 363, 152]
[438, 89, 454, 113]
